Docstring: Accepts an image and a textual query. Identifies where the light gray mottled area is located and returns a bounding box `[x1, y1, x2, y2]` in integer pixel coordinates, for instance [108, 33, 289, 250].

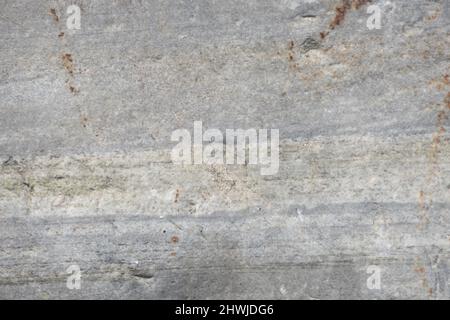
[0, 0, 449, 299]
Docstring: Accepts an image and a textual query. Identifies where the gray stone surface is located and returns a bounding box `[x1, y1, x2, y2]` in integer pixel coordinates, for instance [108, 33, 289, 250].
[0, 0, 449, 299]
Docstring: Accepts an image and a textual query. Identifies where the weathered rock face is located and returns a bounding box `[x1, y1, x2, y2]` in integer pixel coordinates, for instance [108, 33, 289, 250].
[0, 0, 449, 299]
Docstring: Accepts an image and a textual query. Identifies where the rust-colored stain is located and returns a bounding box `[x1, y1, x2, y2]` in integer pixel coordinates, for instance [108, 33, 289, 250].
[320, 31, 329, 40]
[415, 266, 425, 274]
[288, 40, 295, 51]
[62, 53, 74, 76]
[418, 191, 429, 228]
[429, 75, 450, 91]
[351, 0, 372, 10]
[418, 191, 425, 209]
[61, 54, 81, 93]
[425, 8, 441, 22]
[174, 189, 180, 203]
[430, 89, 450, 162]
[80, 116, 88, 128]
[437, 111, 448, 126]
[414, 261, 434, 297]
[321, 0, 372, 38]
[287, 40, 299, 70]
[49, 8, 59, 23]
[429, 77, 450, 161]
[330, 1, 350, 30]
[171, 236, 179, 244]
[69, 84, 79, 94]
[420, 75, 450, 231]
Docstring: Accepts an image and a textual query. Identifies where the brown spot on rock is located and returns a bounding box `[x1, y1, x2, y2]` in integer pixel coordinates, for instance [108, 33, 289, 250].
[62, 53, 74, 76]
[80, 116, 88, 128]
[418, 191, 430, 228]
[320, 31, 329, 39]
[351, 0, 371, 10]
[437, 110, 448, 125]
[415, 267, 425, 274]
[418, 191, 425, 209]
[288, 40, 295, 50]
[322, 0, 372, 37]
[68, 84, 79, 94]
[49, 8, 59, 23]
[286, 40, 298, 70]
[171, 236, 179, 243]
[330, 0, 351, 30]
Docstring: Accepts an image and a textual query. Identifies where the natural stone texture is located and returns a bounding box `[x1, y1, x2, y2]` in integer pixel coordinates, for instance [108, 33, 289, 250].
[0, 0, 449, 299]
